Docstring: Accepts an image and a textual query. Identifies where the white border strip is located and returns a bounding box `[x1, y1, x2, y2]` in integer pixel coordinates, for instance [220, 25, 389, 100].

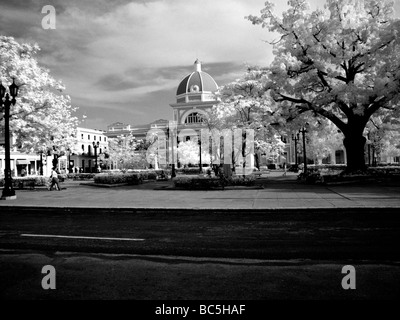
[21, 234, 145, 241]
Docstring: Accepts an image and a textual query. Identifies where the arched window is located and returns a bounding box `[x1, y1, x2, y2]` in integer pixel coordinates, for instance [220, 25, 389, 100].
[184, 112, 204, 124]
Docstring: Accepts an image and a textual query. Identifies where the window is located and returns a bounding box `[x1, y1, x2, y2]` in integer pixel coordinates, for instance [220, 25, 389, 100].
[104, 137, 107, 142]
[94, 136, 96, 141]
[81, 144, 85, 152]
[88, 135, 90, 140]
[81, 134, 84, 139]
[99, 137, 102, 142]
[185, 112, 204, 124]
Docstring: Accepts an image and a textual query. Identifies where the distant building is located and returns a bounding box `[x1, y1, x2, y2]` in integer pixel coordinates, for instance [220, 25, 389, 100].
[69, 127, 108, 173]
[105, 119, 169, 140]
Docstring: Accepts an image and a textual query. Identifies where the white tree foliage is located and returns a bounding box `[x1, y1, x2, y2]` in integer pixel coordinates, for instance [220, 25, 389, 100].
[246, 0, 400, 170]
[0, 36, 79, 155]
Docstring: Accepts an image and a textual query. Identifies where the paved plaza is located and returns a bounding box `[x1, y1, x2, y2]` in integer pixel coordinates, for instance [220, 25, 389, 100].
[1, 172, 399, 210]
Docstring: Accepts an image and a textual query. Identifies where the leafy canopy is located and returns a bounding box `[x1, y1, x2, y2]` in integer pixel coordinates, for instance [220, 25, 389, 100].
[0, 36, 79, 154]
[246, 0, 400, 137]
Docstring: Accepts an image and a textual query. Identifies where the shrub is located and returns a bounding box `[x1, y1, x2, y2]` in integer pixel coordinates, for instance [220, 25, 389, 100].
[94, 173, 142, 185]
[173, 176, 222, 189]
[175, 167, 203, 175]
[173, 174, 256, 189]
[67, 173, 96, 180]
[0, 176, 49, 188]
[299, 165, 400, 184]
[127, 169, 165, 180]
[227, 175, 256, 186]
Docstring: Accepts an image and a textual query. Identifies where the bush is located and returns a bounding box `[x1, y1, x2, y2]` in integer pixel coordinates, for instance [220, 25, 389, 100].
[67, 173, 96, 180]
[173, 176, 222, 189]
[299, 165, 400, 184]
[94, 173, 142, 185]
[173, 174, 256, 189]
[127, 169, 167, 180]
[175, 167, 203, 175]
[0, 176, 49, 188]
[227, 175, 256, 186]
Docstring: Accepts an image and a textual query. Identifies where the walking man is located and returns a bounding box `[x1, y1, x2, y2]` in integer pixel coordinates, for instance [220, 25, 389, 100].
[49, 167, 61, 191]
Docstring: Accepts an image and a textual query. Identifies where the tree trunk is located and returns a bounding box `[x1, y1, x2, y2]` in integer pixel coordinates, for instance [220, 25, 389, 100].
[343, 135, 367, 172]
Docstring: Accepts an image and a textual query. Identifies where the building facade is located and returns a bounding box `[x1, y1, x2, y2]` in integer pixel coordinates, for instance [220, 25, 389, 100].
[69, 127, 108, 173]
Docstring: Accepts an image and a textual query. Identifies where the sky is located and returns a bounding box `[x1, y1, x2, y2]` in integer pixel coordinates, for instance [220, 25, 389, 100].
[1, 0, 400, 131]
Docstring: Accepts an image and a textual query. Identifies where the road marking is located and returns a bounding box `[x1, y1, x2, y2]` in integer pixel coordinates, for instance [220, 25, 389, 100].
[20, 234, 145, 241]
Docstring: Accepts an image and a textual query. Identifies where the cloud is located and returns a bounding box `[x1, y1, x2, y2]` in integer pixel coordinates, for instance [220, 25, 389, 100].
[3, 0, 399, 131]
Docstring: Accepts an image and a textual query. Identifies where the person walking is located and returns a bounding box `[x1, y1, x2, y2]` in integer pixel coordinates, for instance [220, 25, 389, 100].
[49, 167, 61, 191]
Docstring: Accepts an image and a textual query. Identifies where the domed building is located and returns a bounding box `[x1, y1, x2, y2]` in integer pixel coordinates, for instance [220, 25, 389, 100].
[170, 59, 219, 128]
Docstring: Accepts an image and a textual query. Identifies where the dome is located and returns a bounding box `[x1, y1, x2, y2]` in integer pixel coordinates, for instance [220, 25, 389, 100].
[176, 60, 218, 96]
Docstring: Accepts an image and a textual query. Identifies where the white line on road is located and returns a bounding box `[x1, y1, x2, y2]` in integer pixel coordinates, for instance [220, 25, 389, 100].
[20, 234, 145, 241]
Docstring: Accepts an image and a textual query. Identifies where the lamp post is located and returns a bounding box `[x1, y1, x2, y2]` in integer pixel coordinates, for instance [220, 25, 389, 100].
[198, 137, 202, 174]
[1, 79, 19, 200]
[299, 127, 308, 174]
[291, 133, 299, 167]
[39, 151, 44, 176]
[166, 127, 176, 178]
[92, 141, 99, 172]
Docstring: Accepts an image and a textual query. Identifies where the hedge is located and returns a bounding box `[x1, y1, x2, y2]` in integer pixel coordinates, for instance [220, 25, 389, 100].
[0, 176, 49, 188]
[173, 175, 256, 189]
[299, 165, 400, 184]
[173, 176, 222, 189]
[67, 173, 96, 180]
[175, 167, 204, 175]
[94, 173, 143, 185]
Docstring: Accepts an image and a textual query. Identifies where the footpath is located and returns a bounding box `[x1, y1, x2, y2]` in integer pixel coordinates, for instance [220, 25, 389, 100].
[1, 172, 399, 210]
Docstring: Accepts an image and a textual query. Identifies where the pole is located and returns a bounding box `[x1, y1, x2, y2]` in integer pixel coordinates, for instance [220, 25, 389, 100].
[39, 152, 43, 176]
[1, 95, 16, 199]
[292, 134, 298, 167]
[300, 128, 307, 174]
[199, 139, 202, 173]
[168, 128, 176, 178]
[95, 146, 98, 170]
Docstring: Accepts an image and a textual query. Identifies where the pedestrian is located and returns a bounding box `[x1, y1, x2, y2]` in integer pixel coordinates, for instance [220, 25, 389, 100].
[282, 162, 287, 176]
[49, 167, 61, 191]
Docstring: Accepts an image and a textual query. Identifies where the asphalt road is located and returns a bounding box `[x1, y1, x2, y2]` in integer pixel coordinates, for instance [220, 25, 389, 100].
[1, 206, 400, 300]
[1, 206, 399, 260]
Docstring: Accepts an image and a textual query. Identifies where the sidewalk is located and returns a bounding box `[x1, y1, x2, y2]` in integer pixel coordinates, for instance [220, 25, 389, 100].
[1, 172, 399, 210]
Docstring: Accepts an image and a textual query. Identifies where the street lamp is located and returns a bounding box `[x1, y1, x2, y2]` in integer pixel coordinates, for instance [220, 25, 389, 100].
[1, 79, 19, 200]
[166, 127, 176, 178]
[92, 141, 99, 172]
[299, 127, 308, 174]
[291, 133, 300, 167]
[198, 137, 202, 174]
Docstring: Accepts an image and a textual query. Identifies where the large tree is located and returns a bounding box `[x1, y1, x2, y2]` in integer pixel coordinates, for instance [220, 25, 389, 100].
[0, 36, 78, 157]
[247, 0, 400, 171]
